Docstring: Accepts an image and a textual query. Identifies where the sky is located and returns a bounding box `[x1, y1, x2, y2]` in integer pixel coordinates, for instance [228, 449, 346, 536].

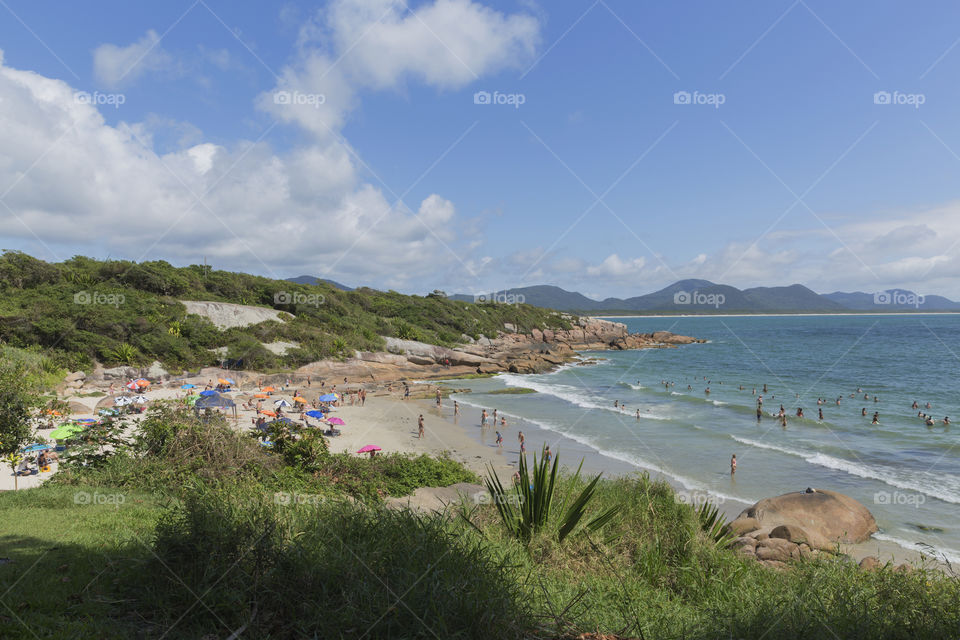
[2, 0, 960, 299]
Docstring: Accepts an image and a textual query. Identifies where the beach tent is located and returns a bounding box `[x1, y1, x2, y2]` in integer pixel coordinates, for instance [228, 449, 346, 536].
[194, 392, 237, 418]
[274, 399, 292, 408]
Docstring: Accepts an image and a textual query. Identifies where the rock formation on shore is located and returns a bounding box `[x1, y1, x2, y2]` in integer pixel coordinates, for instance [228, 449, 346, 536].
[728, 489, 879, 569]
[65, 317, 702, 390]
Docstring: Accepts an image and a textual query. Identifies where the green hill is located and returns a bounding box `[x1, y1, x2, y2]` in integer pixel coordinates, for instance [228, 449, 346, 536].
[0, 252, 572, 373]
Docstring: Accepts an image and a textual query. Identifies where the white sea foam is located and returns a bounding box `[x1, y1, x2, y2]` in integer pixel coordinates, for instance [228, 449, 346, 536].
[873, 533, 960, 566]
[496, 374, 670, 420]
[731, 436, 960, 504]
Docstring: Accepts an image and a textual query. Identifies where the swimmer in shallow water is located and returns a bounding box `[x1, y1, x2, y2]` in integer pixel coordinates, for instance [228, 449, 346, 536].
[872, 412, 880, 425]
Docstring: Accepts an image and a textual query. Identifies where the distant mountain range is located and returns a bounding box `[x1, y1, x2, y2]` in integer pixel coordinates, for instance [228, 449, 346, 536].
[287, 275, 353, 291]
[449, 280, 960, 314]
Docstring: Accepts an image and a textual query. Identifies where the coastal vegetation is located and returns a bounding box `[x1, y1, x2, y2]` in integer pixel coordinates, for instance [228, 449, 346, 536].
[2, 397, 958, 638]
[0, 251, 572, 373]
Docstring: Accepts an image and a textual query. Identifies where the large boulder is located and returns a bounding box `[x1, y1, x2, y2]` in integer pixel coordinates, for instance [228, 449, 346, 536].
[731, 489, 877, 550]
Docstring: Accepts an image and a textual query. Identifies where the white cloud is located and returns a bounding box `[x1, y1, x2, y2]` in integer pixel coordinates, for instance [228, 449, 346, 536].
[0, 0, 542, 289]
[586, 254, 646, 277]
[93, 30, 174, 88]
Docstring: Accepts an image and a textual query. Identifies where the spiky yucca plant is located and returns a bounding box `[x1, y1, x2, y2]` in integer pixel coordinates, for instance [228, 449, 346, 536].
[484, 447, 619, 546]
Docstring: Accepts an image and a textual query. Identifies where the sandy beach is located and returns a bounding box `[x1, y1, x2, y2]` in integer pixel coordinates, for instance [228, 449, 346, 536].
[5, 375, 946, 571]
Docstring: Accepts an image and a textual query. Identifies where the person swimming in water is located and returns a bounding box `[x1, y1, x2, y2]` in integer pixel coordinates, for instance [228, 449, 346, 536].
[756, 407, 762, 422]
[818, 407, 824, 420]
[912, 401, 919, 409]
[872, 412, 880, 425]
[862, 408, 867, 416]
[944, 416, 951, 425]
[796, 407, 804, 418]
[925, 415, 935, 426]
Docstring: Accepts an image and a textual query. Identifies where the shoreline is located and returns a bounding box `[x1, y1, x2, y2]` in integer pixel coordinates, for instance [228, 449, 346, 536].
[596, 312, 960, 318]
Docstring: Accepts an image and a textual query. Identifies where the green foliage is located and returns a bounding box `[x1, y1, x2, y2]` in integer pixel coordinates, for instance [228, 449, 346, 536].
[0, 361, 41, 454]
[696, 499, 737, 548]
[484, 448, 619, 546]
[0, 251, 572, 372]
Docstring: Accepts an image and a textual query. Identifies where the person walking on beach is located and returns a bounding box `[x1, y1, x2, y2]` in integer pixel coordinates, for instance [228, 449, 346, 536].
[436, 389, 442, 407]
[518, 431, 525, 454]
[418, 414, 425, 439]
[481, 409, 488, 426]
[404, 384, 409, 400]
[496, 431, 503, 447]
[730, 454, 737, 474]
[493, 409, 498, 423]
[454, 401, 460, 417]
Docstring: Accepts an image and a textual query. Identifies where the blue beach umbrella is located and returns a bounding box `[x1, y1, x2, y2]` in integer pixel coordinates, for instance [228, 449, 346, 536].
[21, 443, 53, 454]
[199, 390, 218, 397]
[305, 410, 325, 419]
[318, 394, 337, 402]
[181, 384, 196, 389]
[226, 378, 236, 385]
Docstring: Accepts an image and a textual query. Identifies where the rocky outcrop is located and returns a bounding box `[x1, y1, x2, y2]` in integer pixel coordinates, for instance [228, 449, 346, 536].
[728, 489, 878, 569]
[180, 300, 288, 330]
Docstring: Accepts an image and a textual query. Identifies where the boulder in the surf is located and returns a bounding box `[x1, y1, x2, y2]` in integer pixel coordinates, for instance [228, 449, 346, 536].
[729, 489, 877, 551]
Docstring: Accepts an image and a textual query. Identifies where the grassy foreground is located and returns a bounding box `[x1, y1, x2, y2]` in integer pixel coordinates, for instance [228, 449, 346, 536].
[1, 408, 958, 638]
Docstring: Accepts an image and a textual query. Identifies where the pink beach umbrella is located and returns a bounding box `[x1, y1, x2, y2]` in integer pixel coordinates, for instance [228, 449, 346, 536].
[356, 445, 381, 454]
[327, 417, 346, 426]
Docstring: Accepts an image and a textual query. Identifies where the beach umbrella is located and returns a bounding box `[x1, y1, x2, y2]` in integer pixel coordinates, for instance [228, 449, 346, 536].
[180, 384, 196, 389]
[356, 445, 381, 454]
[132, 395, 149, 404]
[293, 396, 307, 403]
[262, 386, 275, 393]
[274, 399, 291, 408]
[75, 418, 98, 425]
[254, 393, 269, 399]
[44, 409, 62, 416]
[261, 409, 277, 417]
[199, 390, 218, 397]
[327, 417, 345, 426]
[218, 378, 230, 385]
[21, 443, 53, 453]
[318, 394, 337, 402]
[226, 378, 236, 385]
[125, 381, 139, 391]
[114, 396, 133, 406]
[135, 379, 150, 388]
[50, 424, 84, 439]
[305, 410, 325, 419]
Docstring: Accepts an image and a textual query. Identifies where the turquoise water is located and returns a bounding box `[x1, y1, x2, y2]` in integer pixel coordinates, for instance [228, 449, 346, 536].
[449, 314, 960, 563]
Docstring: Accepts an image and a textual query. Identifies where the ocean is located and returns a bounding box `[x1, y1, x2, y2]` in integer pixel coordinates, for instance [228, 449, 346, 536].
[447, 314, 960, 564]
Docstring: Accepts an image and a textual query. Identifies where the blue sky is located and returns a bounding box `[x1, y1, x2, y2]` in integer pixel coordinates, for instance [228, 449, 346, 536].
[2, 0, 960, 298]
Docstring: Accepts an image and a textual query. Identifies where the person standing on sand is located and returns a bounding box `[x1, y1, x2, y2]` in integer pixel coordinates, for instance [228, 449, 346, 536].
[518, 431, 525, 453]
[404, 384, 409, 400]
[730, 454, 737, 474]
[481, 409, 488, 426]
[306, 375, 311, 387]
[418, 414, 425, 439]
[496, 431, 503, 447]
[454, 401, 459, 417]
[436, 389, 442, 407]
